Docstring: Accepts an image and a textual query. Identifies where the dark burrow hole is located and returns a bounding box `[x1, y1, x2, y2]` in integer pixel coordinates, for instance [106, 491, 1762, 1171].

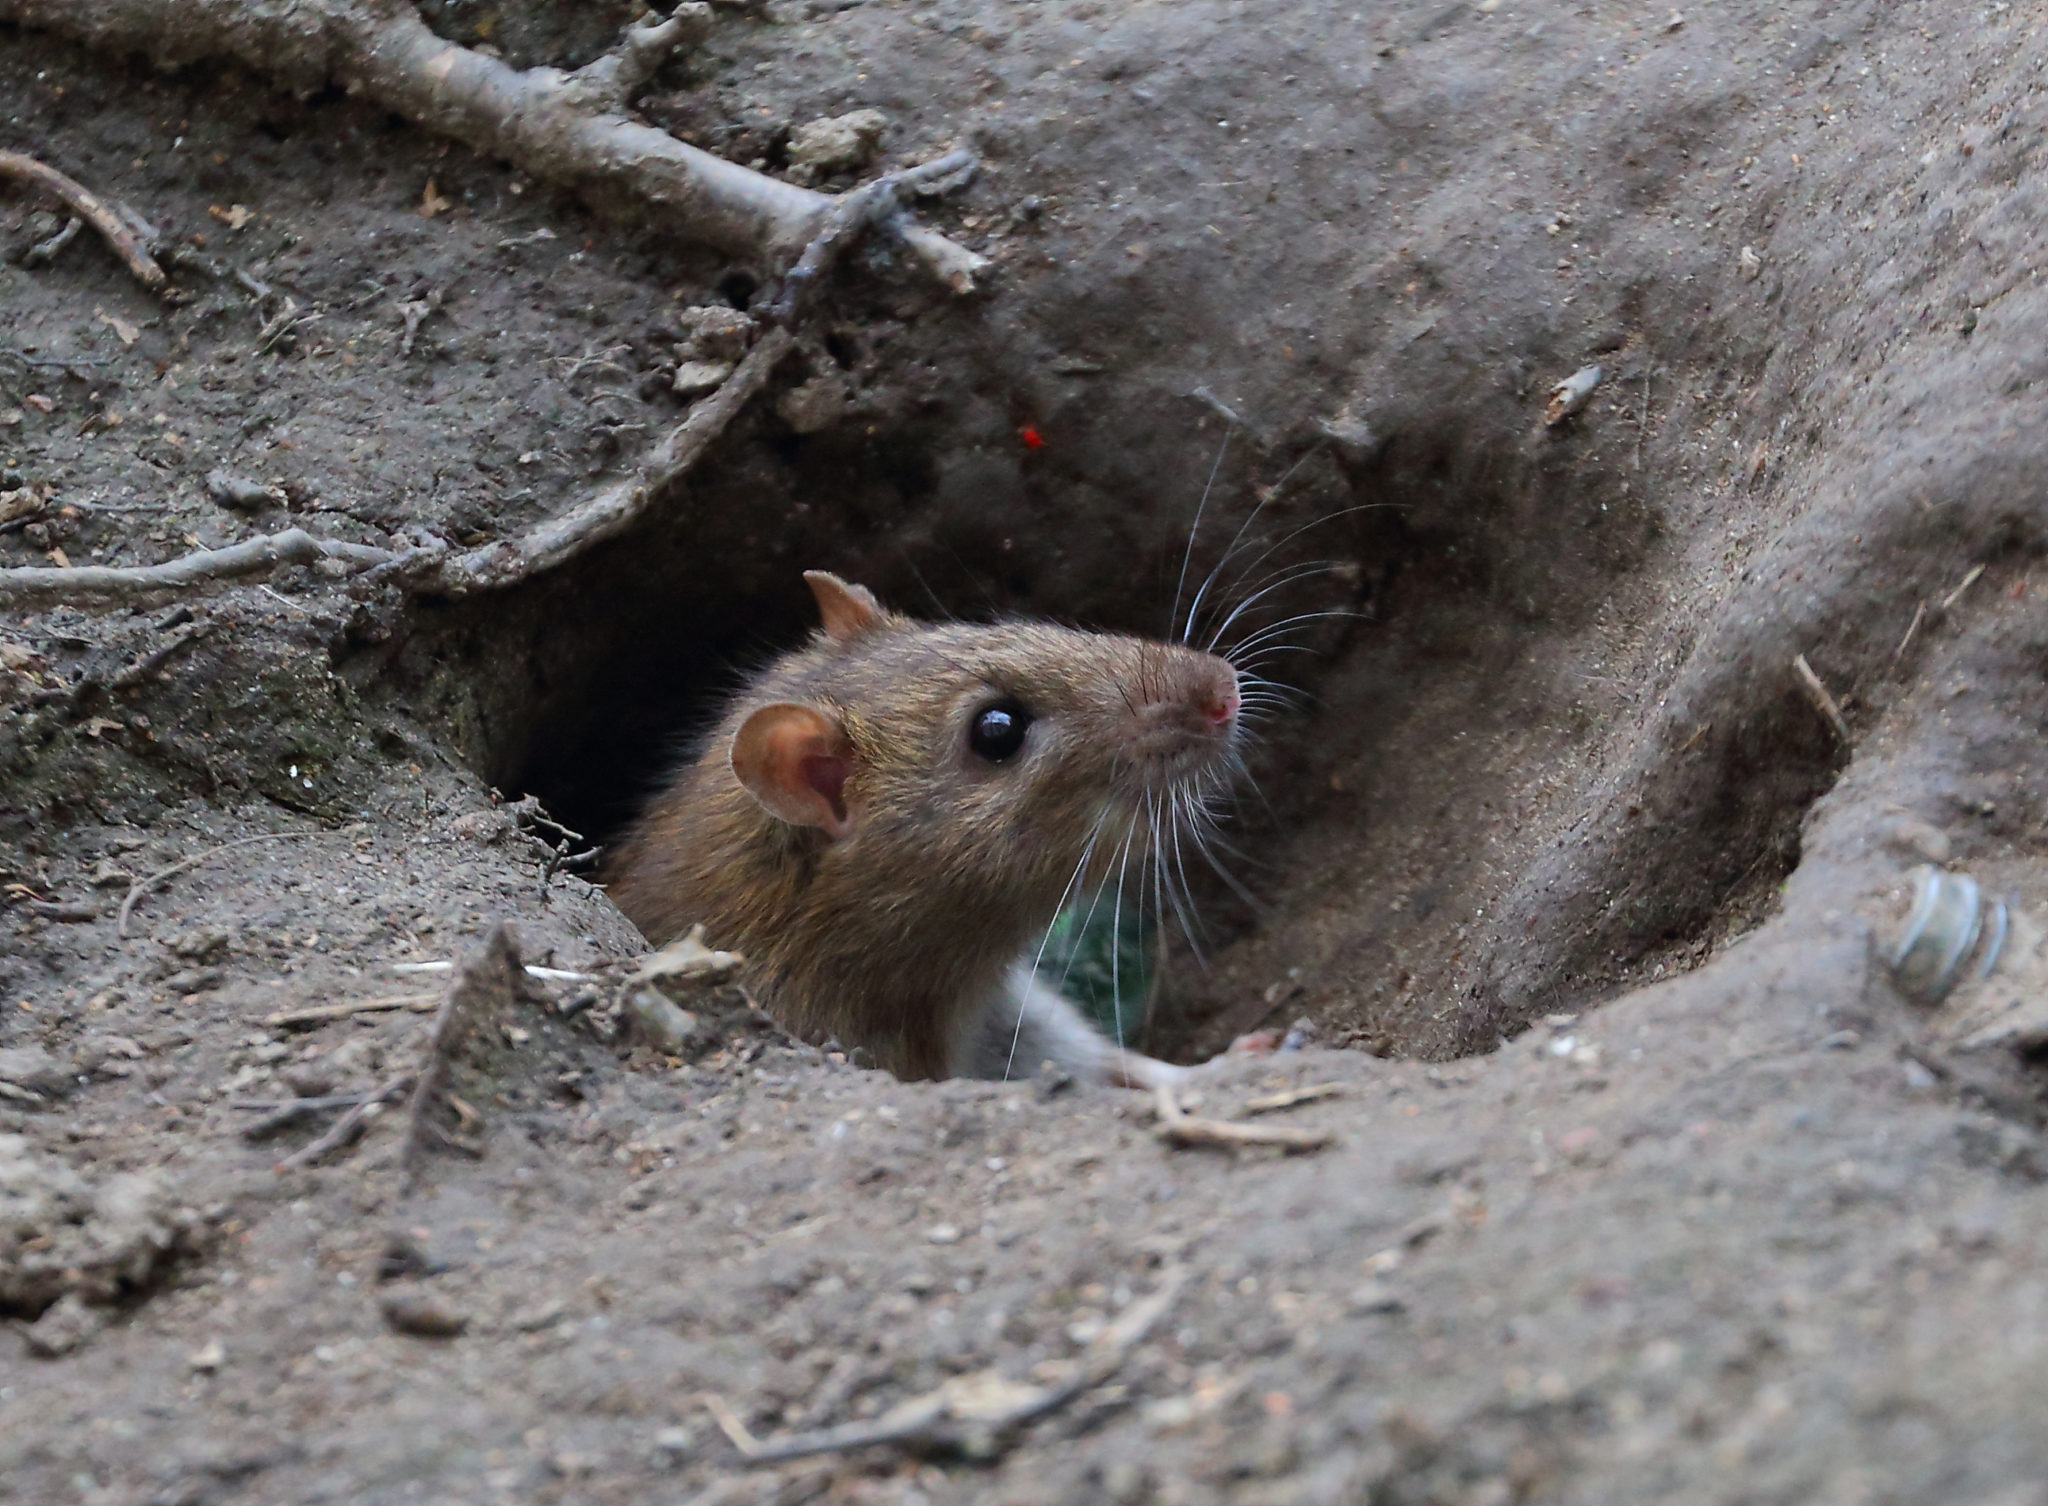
[413, 407, 1839, 1064]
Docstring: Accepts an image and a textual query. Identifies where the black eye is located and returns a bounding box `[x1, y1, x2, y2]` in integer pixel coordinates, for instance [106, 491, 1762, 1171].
[968, 700, 1032, 762]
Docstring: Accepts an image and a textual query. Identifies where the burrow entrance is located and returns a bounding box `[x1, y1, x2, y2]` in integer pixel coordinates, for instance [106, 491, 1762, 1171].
[403, 383, 1836, 1063]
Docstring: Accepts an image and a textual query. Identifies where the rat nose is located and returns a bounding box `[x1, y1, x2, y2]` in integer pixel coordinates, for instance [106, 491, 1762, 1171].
[1202, 684, 1241, 730]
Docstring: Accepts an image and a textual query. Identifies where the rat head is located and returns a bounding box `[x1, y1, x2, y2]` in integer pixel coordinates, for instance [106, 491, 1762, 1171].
[727, 571, 1244, 922]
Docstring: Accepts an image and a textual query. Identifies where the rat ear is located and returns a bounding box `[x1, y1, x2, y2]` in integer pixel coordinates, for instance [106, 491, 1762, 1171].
[803, 570, 885, 644]
[730, 702, 857, 839]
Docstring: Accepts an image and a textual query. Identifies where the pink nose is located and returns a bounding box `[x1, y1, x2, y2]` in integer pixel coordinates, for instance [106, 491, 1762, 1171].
[1203, 687, 1240, 728]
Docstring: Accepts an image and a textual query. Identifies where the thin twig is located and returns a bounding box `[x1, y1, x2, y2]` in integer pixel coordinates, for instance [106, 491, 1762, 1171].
[1791, 653, 1851, 745]
[118, 829, 323, 938]
[1241, 1082, 1345, 1115]
[1890, 601, 1926, 675]
[24, 214, 81, 265]
[701, 1268, 1186, 1463]
[1154, 1083, 1334, 1153]
[1939, 562, 1986, 614]
[0, 527, 393, 609]
[262, 993, 440, 1028]
[237, 1092, 371, 1142]
[408, 327, 794, 595]
[0, 149, 168, 294]
[274, 1073, 413, 1170]
[763, 149, 976, 326]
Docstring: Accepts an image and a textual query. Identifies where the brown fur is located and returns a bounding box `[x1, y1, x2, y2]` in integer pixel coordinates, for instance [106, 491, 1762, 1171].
[603, 579, 1241, 1080]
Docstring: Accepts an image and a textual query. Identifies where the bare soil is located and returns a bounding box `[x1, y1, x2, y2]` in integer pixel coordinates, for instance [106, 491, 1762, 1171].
[7, 2, 2048, 1502]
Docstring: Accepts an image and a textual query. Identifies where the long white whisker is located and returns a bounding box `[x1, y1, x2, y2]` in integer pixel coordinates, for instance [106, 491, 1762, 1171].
[1008, 806, 1113, 1081]
[1171, 428, 1234, 642]
[1204, 567, 1343, 653]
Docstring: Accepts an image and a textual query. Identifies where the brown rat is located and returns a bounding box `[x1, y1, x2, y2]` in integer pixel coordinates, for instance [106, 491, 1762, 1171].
[603, 570, 1243, 1084]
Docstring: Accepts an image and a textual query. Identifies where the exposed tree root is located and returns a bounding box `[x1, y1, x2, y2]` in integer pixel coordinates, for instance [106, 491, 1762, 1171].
[0, 528, 393, 609]
[0, 148, 168, 294]
[1, 133, 975, 611]
[0, 0, 987, 289]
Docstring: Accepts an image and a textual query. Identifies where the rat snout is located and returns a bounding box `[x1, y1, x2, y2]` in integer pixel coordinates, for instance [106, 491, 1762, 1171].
[1123, 649, 1241, 783]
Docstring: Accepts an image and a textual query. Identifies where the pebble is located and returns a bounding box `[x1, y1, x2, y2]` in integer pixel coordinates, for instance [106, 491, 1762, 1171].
[379, 1288, 468, 1339]
[23, 1293, 104, 1357]
[926, 1223, 962, 1245]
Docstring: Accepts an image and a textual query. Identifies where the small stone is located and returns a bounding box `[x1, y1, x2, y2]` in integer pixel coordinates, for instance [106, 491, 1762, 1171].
[23, 1292, 104, 1357]
[281, 1062, 336, 1098]
[786, 108, 888, 184]
[0, 1046, 71, 1100]
[626, 990, 706, 1056]
[675, 305, 754, 363]
[672, 359, 733, 398]
[169, 927, 232, 962]
[187, 1337, 226, 1372]
[1879, 817, 1951, 866]
[651, 1426, 697, 1468]
[379, 1287, 468, 1338]
[1347, 1278, 1404, 1315]
[776, 371, 851, 434]
[926, 1223, 961, 1245]
[510, 1297, 567, 1332]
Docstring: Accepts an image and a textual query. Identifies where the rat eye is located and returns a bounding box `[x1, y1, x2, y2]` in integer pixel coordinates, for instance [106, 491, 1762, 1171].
[968, 699, 1032, 763]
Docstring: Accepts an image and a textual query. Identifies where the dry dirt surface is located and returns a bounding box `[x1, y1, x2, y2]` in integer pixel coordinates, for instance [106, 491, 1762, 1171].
[7, 1, 2048, 1502]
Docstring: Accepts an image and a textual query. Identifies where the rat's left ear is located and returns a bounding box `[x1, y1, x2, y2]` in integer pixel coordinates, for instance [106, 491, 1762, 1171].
[730, 701, 858, 840]
[803, 571, 886, 643]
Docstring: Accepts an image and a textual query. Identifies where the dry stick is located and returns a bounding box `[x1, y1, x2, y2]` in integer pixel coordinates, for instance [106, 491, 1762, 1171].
[263, 993, 441, 1029]
[0, 148, 168, 294]
[1241, 1082, 1345, 1116]
[702, 1268, 1186, 1463]
[417, 326, 795, 595]
[275, 1073, 413, 1171]
[117, 829, 326, 938]
[0, 0, 986, 292]
[1939, 562, 1987, 613]
[1790, 653, 1851, 745]
[1891, 601, 1928, 676]
[237, 1092, 371, 1143]
[0, 528, 394, 609]
[1153, 1082, 1334, 1153]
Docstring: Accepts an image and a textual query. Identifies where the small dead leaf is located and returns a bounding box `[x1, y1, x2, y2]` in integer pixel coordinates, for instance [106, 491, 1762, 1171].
[96, 311, 140, 347]
[420, 180, 452, 219]
[81, 717, 123, 739]
[45, 548, 70, 568]
[208, 203, 254, 231]
[24, 394, 55, 414]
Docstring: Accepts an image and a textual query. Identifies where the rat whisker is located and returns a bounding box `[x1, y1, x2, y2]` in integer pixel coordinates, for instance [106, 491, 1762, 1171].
[1203, 566, 1360, 654]
[1179, 442, 1333, 644]
[1222, 609, 1366, 661]
[1008, 804, 1114, 1081]
[1171, 427, 1234, 643]
[1191, 558, 1352, 650]
[1201, 498, 1398, 616]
